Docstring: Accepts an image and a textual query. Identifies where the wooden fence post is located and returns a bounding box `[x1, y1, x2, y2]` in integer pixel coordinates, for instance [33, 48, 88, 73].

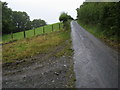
[34, 29, 35, 36]
[23, 30, 26, 38]
[43, 26, 45, 34]
[52, 25, 53, 32]
[11, 32, 13, 40]
[59, 23, 60, 30]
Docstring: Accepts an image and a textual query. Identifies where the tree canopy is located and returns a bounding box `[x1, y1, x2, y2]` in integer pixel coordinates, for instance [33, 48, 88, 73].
[12, 11, 30, 32]
[77, 2, 120, 40]
[2, 2, 14, 34]
[59, 12, 73, 30]
[32, 19, 46, 28]
[2, 1, 47, 34]
[59, 12, 73, 23]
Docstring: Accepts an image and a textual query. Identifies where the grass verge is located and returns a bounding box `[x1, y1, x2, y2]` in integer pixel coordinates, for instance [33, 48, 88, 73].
[3, 30, 70, 64]
[78, 21, 120, 52]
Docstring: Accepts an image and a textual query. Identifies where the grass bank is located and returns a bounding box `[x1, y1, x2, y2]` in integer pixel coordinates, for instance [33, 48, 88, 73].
[78, 21, 119, 52]
[3, 30, 70, 64]
[3, 29, 75, 88]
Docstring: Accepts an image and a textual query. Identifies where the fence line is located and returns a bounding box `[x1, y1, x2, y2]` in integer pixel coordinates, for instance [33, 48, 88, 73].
[52, 25, 53, 32]
[59, 23, 60, 30]
[4, 23, 63, 43]
[11, 32, 13, 40]
[23, 30, 26, 38]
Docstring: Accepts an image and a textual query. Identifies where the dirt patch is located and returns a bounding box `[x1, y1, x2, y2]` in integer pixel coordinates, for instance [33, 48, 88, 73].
[2, 40, 75, 88]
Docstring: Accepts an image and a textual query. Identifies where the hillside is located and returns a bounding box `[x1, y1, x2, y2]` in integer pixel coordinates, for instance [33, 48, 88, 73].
[2, 26, 75, 88]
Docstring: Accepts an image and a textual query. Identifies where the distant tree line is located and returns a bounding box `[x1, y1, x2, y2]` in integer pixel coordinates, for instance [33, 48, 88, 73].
[77, 2, 120, 42]
[2, 1, 47, 34]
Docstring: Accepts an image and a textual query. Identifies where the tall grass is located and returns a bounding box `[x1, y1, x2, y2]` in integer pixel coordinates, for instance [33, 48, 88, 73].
[3, 30, 70, 64]
[78, 21, 119, 51]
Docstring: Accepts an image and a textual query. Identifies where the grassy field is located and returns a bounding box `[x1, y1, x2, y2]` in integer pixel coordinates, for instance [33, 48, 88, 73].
[2, 22, 63, 43]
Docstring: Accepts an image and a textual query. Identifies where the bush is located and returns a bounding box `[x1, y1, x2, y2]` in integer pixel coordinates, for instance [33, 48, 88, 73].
[59, 12, 73, 30]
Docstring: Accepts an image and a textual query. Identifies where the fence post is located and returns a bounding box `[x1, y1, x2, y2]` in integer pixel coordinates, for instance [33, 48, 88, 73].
[23, 30, 26, 38]
[43, 26, 45, 34]
[34, 28, 35, 36]
[11, 32, 13, 40]
[59, 23, 60, 30]
[52, 25, 53, 32]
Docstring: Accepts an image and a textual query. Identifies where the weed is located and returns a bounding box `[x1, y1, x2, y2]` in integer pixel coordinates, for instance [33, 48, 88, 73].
[3, 30, 69, 64]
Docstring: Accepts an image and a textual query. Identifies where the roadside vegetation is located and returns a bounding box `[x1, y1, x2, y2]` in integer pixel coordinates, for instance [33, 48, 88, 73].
[77, 2, 120, 51]
[3, 29, 76, 88]
[3, 17, 75, 87]
[2, 1, 76, 88]
[3, 30, 70, 64]
[59, 12, 73, 30]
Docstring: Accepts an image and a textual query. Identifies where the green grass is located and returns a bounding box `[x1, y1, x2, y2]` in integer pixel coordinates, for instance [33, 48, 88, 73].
[78, 21, 120, 51]
[3, 30, 70, 64]
[2, 22, 63, 43]
[2, 23, 76, 88]
[78, 21, 102, 37]
[13, 31, 24, 40]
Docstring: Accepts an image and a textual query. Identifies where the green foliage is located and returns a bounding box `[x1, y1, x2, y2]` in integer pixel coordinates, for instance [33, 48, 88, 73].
[2, 2, 14, 34]
[12, 11, 30, 32]
[31, 19, 46, 28]
[2, 1, 47, 34]
[59, 12, 68, 22]
[59, 12, 73, 23]
[3, 30, 70, 64]
[63, 20, 71, 30]
[59, 12, 73, 30]
[77, 2, 120, 42]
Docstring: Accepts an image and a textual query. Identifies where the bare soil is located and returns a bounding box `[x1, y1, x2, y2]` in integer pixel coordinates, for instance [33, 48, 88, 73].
[2, 40, 75, 88]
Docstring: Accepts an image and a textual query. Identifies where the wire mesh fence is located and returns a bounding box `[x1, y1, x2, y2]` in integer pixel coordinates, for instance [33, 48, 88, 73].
[2, 23, 63, 43]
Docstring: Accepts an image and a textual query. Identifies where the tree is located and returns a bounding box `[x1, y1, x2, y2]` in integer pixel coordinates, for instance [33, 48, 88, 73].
[31, 19, 46, 28]
[59, 12, 73, 30]
[2, 1, 47, 34]
[76, 2, 120, 42]
[12, 11, 30, 32]
[59, 12, 69, 22]
[2, 2, 15, 34]
[59, 12, 73, 22]
[26, 21, 32, 30]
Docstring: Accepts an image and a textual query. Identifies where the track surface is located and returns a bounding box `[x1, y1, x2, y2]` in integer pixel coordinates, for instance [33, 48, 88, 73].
[71, 21, 118, 88]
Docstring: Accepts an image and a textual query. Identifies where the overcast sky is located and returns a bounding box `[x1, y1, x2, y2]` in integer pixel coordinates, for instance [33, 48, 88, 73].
[2, 0, 85, 24]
